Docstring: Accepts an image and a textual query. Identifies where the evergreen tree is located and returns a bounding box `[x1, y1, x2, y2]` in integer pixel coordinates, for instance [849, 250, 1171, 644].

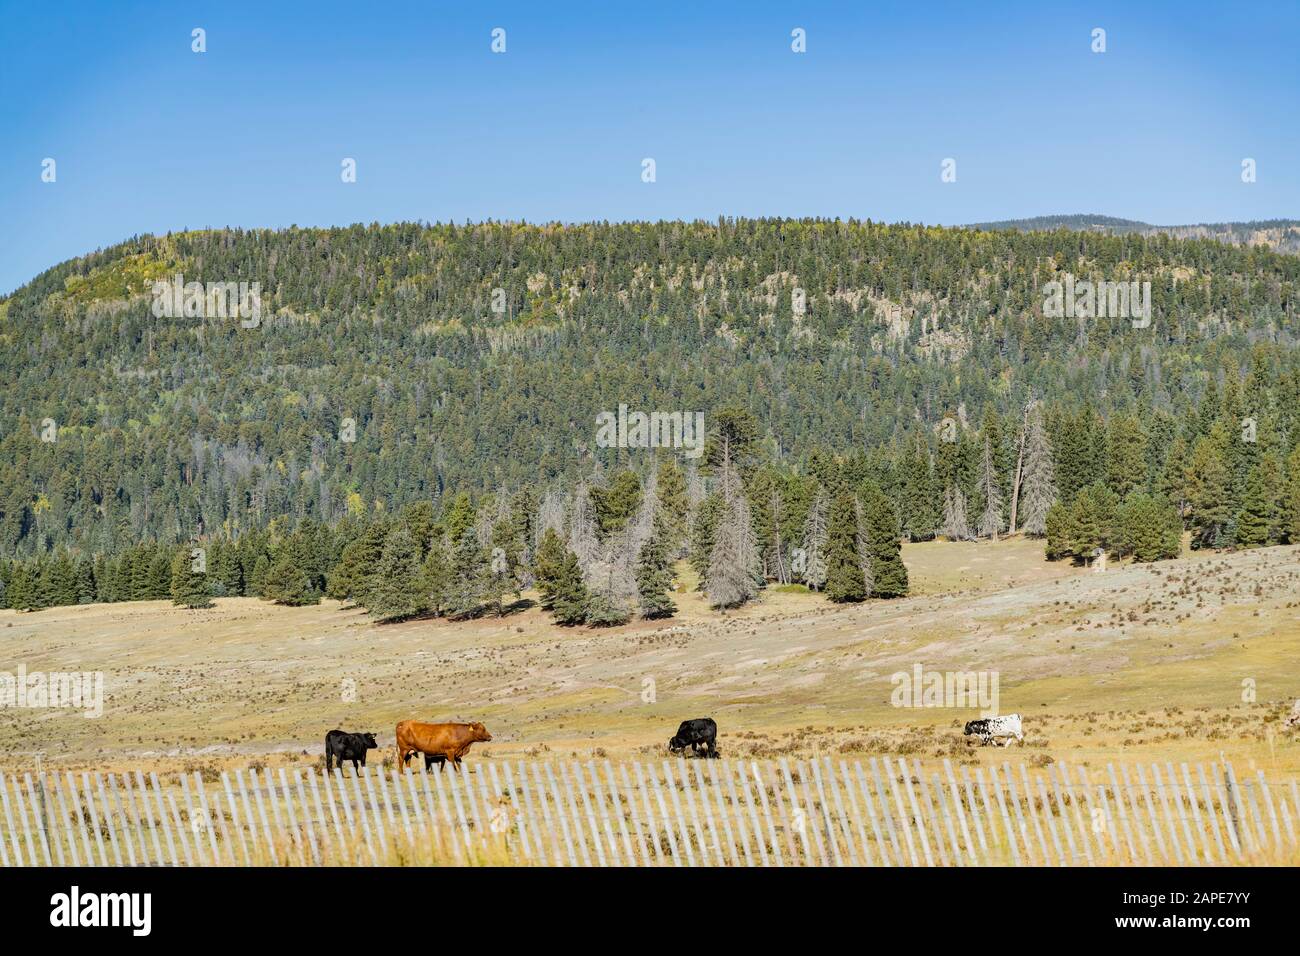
[689, 493, 723, 590]
[170, 548, 213, 609]
[368, 527, 426, 621]
[976, 437, 1004, 540]
[636, 513, 677, 618]
[941, 487, 972, 541]
[533, 527, 568, 610]
[825, 490, 867, 602]
[1186, 434, 1232, 548]
[1114, 493, 1181, 562]
[1234, 463, 1272, 548]
[861, 484, 909, 597]
[73, 556, 96, 604]
[446, 526, 487, 618]
[799, 488, 829, 591]
[705, 466, 761, 609]
[1017, 404, 1058, 536]
[260, 555, 316, 606]
[421, 536, 452, 616]
[655, 458, 690, 557]
[1285, 444, 1300, 543]
[549, 546, 590, 626]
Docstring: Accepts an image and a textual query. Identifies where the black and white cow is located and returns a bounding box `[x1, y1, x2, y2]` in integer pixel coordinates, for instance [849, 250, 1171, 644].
[668, 718, 718, 758]
[963, 714, 1023, 747]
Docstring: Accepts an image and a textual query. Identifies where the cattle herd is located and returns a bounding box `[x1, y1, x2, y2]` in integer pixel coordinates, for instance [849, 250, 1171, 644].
[323, 713, 1027, 772]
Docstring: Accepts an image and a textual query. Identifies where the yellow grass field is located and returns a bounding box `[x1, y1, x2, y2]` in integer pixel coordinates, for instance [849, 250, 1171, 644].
[1, 537, 1298, 788]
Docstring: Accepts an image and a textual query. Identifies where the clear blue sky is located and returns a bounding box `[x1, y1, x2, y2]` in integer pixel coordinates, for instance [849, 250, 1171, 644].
[2, 0, 1297, 294]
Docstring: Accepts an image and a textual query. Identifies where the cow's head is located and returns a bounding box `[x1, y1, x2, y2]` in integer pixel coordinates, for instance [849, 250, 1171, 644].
[668, 736, 686, 753]
[470, 722, 492, 742]
[362, 733, 378, 749]
[962, 721, 981, 737]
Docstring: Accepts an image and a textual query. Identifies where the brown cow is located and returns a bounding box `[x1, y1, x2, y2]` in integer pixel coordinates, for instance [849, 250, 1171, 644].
[395, 720, 493, 773]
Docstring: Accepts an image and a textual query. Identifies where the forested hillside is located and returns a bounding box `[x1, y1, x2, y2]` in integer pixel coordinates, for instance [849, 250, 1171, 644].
[972, 214, 1300, 254]
[2, 217, 1299, 574]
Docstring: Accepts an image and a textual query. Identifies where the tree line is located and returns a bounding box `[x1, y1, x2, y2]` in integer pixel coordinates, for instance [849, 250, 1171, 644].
[2, 218, 1298, 564]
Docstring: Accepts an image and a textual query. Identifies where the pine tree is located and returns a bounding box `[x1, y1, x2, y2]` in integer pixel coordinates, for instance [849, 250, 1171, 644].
[1285, 444, 1300, 544]
[549, 546, 590, 626]
[800, 487, 828, 591]
[1234, 463, 1272, 548]
[1044, 502, 1070, 561]
[636, 513, 677, 618]
[533, 527, 568, 610]
[705, 465, 761, 609]
[421, 536, 452, 616]
[1105, 414, 1149, 499]
[170, 549, 213, 609]
[941, 487, 972, 541]
[73, 556, 96, 604]
[326, 519, 387, 603]
[825, 490, 867, 602]
[368, 527, 427, 620]
[853, 495, 875, 597]
[1114, 493, 1181, 562]
[1018, 405, 1058, 536]
[446, 526, 487, 618]
[862, 484, 909, 597]
[689, 493, 723, 590]
[260, 555, 316, 606]
[656, 458, 690, 557]
[1186, 434, 1232, 548]
[976, 437, 1004, 540]
[899, 435, 939, 541]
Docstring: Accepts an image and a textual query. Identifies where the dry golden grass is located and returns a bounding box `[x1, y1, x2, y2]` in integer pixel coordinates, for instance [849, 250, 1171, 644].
[1, 538, 1297, 784]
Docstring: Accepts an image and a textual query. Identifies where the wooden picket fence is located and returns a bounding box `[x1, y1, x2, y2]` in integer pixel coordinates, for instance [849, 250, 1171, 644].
[0, 757, 1296, 866]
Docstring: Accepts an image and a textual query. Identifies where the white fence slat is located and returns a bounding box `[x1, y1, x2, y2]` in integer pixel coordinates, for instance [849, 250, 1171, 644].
[1150, 764, 1184, 865]
[779, 759, 813, 865]
[855, 761, 890, 866]
[632, 761, 664, 866]
[52, 776, 78, 867]
[166, 792, 194, 867]
[882, 756, 918, 866]
[1000, 763, 1032, 867]
[754, 761, 783, 868]
[987, 766, 1020, 866]
[837, 761, 869, 867]
[737, 759, 769, 867]
[617, 763, 649, 866]
[690, 761, 725, 866]
[943, 760, 975, 865]
[547, 762, 583, 866]
[727, 759, 756, 866]
[915, 762, 949, 867]
[602, 761, 634, 865]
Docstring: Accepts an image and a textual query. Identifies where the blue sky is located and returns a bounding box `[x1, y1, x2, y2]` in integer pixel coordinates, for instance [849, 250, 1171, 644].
[1, 0, 1297, 294]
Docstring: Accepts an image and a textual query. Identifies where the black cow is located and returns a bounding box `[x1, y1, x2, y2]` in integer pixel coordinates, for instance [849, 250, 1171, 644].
[325, 730, 378, 771]
[668, 718, 718, 758]
[423, 753, 447, 772]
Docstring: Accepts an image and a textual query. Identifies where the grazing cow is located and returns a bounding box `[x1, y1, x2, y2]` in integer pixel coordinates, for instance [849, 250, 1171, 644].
[396, 720, 492, 773]
[325, 730, 378, 771]
[668, 718, 718, 758]
[964, 714, 1024, 747]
